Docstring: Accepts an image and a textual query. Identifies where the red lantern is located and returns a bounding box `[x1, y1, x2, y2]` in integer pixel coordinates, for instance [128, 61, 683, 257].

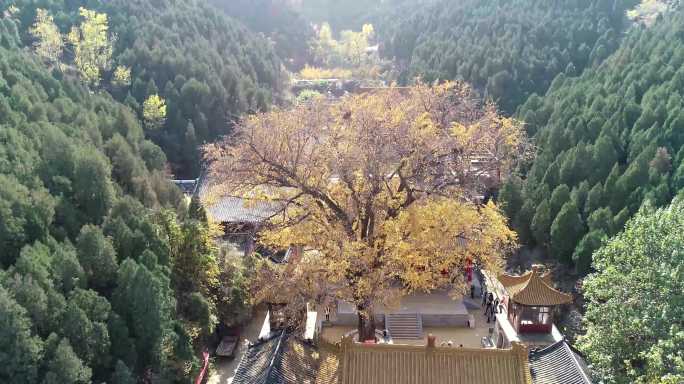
[465, 258, 473, 283]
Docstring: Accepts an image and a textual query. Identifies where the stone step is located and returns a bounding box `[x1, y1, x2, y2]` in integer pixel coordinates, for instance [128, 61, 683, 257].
[386, 313, 423, 340]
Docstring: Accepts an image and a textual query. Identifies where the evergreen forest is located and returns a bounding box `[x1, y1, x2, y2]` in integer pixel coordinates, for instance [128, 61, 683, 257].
[378, 0, 638, 112]
[503, 7, 684, 275]
[0, 2, 255, 382]
[5, 0, 284, 177]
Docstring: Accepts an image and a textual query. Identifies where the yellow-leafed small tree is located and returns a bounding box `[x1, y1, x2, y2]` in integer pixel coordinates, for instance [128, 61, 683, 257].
[30, 9, 63, 64]
[143, 94, 167, 130]
[207, 82, 526, 341]
[68, 8, 113, 85]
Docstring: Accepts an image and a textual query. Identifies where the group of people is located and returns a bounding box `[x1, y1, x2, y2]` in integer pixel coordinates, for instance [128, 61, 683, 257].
[440, 341, 464, 348]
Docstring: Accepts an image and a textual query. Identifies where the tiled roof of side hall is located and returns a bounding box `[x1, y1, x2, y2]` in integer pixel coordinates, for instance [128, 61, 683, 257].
[195, 173, 282, 224]
[529, 339, 592, 384]
[498, 268, 573, 306]
[232, 331, 322, 384]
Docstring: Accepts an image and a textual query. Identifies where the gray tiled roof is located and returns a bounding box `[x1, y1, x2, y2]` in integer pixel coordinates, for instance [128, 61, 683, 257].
[232, 331, 320, 384]
[529, 340, 592, 384]
[173, 179, 198, 195]
[196, 174, 281, 224]
[204, 195, 279, 224]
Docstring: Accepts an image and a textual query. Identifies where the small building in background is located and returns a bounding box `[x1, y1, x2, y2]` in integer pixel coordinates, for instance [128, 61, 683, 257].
[172, 179, 199, 206]
[194, 172, 281, 255]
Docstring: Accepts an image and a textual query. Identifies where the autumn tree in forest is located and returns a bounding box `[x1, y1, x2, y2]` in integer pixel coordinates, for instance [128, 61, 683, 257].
[309, 22, 378, 71]
[207, 83, 526, 341]
[143, 94, 167, 131]
[68, 8, 114, 85]
[112, 66, 131, 88]
[29, 9, 63, 64]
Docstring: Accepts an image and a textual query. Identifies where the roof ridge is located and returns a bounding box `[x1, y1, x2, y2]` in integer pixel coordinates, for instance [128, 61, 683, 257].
[345, 340, 526, 356]
[264, 330, 287, 383]
[504, 268, 573, 306]
[529, 338, 565, 357]
[250, 330, 284, 347]
[562, 341, 593, 384]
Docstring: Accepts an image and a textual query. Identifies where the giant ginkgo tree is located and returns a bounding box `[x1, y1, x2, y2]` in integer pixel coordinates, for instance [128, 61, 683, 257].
[206, 82, 527, 341]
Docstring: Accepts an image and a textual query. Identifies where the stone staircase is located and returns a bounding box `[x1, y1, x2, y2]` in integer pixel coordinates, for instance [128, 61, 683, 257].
[386, 313, 423, 340]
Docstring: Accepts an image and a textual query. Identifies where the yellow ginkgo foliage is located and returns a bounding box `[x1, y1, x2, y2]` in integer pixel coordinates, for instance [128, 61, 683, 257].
[112, 65, 131, 87]
[206, 82, 526, 341]
[29, 9, 63, 64]
[143, 94, 167, 130]
[68, 8, 113, 85]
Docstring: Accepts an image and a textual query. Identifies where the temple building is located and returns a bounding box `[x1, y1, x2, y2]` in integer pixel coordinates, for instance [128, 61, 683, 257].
[488, 266, 573, 349]
[193, 171, 281, 255]
[333, 335, 532, 384]
[233, 332, 532, 384]
[231, 268, 591, 384]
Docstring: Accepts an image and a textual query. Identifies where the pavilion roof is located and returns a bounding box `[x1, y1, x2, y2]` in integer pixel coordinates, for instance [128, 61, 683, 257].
[498, 267, 573, 306]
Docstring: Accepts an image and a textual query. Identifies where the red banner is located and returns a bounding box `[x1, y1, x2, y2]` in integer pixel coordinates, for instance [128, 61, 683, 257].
[195, 351, 210, 384]
[465, 258, 473, 283]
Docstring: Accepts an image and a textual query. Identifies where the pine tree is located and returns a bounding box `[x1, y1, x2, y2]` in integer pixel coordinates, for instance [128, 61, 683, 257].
[550, 184, 571, 218]
[42, 338, 92, 384]
[572, 230, 603, 275]
[76, 225, 118, 289]
[531, 199, 552, 246]
[111, 360, 135, 384]
[0, 286, 43, 383]
[550, 200, 584, 263]
[584, 182, 604, 217]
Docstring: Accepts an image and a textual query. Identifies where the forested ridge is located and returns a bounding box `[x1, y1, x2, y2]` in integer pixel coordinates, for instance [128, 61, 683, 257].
[378, 0, 637, 112]
[208, 0, 314, 70]
[4, 0, 285, 177]
[0, 8, 248, 383]
[287, 0, 386, 33]
[501, 7, 684, 274]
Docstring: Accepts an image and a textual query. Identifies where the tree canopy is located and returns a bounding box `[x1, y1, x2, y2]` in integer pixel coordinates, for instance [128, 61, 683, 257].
[209, 0, 315, 70]
[579, 200, 684, 383]
[207, 82, 525, 340]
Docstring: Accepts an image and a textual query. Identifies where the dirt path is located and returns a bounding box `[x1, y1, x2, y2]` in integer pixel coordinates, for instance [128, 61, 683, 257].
[207, 309, 267, 384]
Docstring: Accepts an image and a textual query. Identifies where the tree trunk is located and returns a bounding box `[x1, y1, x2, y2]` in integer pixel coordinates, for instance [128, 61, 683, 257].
[357, 305, 376, 342]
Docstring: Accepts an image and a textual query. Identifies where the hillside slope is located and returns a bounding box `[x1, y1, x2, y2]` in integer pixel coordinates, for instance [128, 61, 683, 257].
[502, 7, 684, 273]
[209, 0, 314, 70]
[0, 13, 230, 382]
[379, 0, 637, 112]
[4, 0, 285, 177]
